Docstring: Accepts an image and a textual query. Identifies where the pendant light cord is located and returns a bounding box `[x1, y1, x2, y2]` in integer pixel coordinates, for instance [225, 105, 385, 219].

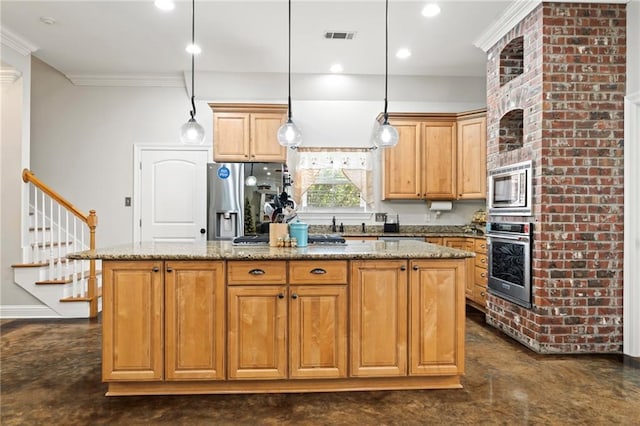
[190, 0, 197, 120]
[383, 0, 389, 125]
[287, 0, 292, 121]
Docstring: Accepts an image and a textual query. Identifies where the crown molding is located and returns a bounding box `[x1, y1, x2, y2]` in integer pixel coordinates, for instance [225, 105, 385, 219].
[473, 0, 630, 53]
[0, 67, 22, 85]
[473, 1, 541, 52]
[65, 73, 184, 87]
[0, 27, 39, 56]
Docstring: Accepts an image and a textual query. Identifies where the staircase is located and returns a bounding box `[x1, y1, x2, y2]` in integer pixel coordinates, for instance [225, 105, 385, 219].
[12, 169, 101, 318]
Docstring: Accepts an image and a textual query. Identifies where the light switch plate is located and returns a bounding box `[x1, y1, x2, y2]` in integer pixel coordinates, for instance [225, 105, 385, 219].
[375, 213, 387, 222]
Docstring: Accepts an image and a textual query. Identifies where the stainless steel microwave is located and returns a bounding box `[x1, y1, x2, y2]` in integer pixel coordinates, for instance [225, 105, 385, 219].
[488, 160, 532, 216]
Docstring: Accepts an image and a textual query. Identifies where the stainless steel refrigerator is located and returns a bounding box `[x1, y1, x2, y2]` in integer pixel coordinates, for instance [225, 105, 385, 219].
[207, 163, 244, 240]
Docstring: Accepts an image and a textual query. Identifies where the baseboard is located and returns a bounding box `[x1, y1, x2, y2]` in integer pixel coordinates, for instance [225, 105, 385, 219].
[0, 304, 60, 318]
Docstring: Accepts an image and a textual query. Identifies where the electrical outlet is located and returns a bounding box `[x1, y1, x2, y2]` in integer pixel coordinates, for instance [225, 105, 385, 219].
[124, 197, 131, 207]
[424, 213, 431, 223]
[375, 213, 387, 222]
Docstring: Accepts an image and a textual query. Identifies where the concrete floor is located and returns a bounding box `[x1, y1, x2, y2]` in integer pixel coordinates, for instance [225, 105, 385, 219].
[1, 308, 638, 425]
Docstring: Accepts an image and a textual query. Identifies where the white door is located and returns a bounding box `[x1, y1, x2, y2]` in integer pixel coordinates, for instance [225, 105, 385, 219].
[139, 149, 208, 242]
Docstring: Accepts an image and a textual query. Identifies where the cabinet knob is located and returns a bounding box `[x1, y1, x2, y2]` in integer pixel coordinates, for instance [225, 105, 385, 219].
[166, 267, 173, 273]
[310, 268, 326, 275]
[291, 293, 298, 299]
[400, 265, 407, 271]
[412, 265, 419, 271]
[480, 291, 486, 297]
[278, 293, 285, 299]
[416, 193, 420, 197]
[481, 272, 486, 278]
[481, 258, 486, 264]
[152, 267, 160, 272]
[249, 269, 265, 275]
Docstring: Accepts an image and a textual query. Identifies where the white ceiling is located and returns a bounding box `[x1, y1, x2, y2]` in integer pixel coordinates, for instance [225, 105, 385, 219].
[1, 1, 514, 80]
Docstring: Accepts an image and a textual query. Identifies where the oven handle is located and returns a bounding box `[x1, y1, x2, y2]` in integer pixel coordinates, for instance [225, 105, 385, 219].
[487, 233, 530, 242]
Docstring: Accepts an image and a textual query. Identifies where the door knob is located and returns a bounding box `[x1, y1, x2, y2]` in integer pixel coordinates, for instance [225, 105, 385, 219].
[200, 228, 206, 234]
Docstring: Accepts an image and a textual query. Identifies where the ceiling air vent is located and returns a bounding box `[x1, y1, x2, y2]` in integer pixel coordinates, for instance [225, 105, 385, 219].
[324, 31, 356, 40]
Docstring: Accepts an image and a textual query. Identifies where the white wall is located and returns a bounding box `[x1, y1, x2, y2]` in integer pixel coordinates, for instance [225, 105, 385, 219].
[0, 45, 40, 307]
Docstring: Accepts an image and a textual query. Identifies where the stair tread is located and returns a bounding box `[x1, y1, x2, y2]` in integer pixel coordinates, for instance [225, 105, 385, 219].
[60, 287, 102, 303]
[12, 258, 81, 268]
[35, 270, 102, 285]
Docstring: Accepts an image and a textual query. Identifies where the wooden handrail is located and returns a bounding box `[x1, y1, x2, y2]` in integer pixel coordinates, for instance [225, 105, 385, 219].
[22, 169, 92, 225]
[23, 168, 100, 318]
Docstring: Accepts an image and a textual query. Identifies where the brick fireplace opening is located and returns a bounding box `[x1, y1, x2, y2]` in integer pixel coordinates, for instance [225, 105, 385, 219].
[486, 2, 626, 353]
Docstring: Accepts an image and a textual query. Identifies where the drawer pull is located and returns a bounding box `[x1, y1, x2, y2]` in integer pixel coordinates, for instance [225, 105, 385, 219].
[249, 269, 266, 275]
[412, 265, 419, 271]
[400, 265, 407, 271]
[152, 267, 160, 272]
[278, 293, 285, 299]
[166, 267, 173, 273]
[310, 268, 327, 275]
[291, 293, 298, 299]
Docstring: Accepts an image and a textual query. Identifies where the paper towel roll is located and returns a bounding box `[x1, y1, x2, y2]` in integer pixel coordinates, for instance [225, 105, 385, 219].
[429, 201, 453, 211]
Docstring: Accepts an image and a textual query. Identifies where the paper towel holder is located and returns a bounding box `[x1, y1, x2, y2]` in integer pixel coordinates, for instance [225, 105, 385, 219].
[429, 201, 453, 218]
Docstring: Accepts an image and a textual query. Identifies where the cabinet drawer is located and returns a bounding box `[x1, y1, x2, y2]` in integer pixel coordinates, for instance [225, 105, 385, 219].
[289, 260, 348, 284]
[227, 261, 287, 284]
[425, 237, 443, 245]
[473, 284, 487, 307]
[474, 238, 487, 254]
[474, 265, 488, 285]
[475, 253, 487, 268]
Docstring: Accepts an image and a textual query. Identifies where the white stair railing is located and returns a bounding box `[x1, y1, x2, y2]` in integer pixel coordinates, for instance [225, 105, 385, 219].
[22, 169, 99, 317]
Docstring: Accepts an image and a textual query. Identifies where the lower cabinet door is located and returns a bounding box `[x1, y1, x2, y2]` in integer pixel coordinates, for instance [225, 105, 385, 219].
[350, 260, 408, 377]
[165, 261, 225, 380]
[102, 260, 164, 381]
[409, 259, 465, 376]
[289, 285, 347, 379]
[227, 286, 287, 379]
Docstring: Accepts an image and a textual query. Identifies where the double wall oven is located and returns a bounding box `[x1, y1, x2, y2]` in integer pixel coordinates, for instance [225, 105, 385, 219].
[486, 222, 533, 308]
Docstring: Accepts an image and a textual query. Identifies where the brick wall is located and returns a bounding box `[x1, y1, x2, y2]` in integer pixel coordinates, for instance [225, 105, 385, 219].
[486, 2, 626, 353]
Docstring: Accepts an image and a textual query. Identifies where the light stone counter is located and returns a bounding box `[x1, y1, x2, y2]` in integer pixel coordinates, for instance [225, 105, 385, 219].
[68, 239, 474, 261]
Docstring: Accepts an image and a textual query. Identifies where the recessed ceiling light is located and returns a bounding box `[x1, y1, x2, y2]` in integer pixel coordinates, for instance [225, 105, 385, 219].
[186, 43, 201, 55]
[396, 48, 411, 59]
[422, 3, 441, 17]
[154, 0, 175, 11]
[330, 63, 344, 73]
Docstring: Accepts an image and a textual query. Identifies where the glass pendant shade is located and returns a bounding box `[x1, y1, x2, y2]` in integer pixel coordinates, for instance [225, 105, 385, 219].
[245, 174, 258, 186]
[373, 121, 399, 148]
[277, 119, 302, 148]
[180, 118, 205, 145]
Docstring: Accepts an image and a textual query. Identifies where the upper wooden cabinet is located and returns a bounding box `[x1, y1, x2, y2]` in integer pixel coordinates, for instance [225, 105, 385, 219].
[456, 112, 487, 199]
[383, 117, 456, 200]
[382, 110, 486, 201]
[210, 103, 287, 163]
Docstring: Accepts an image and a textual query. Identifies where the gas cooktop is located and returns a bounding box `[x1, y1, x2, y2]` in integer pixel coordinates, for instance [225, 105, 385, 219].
[232, 234, 346, 246]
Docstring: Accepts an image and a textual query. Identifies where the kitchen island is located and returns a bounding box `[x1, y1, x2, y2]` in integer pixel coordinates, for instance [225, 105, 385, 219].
[70, 240, 472, 396]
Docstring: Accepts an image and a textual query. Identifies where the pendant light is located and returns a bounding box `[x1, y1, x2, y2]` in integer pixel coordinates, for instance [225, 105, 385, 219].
[372, 0, 399, 148]
[245, 163, 257, 187]
[277, 0, 303, 148]
[179, 0, 205, 145]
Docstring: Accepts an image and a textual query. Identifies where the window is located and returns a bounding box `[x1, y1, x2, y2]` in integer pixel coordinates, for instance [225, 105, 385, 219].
[293, 149, 373, 212]
[304, 169, 363, 208]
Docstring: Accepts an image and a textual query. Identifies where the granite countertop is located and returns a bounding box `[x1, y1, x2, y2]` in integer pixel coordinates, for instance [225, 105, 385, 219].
[67, 240, 474, 261]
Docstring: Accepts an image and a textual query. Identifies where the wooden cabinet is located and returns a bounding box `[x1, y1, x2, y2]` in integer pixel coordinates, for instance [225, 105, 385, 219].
[227, 260, 348, 380]
[350, 260, 408, 376]
[443, 237, 475, 300]
[409, 259, 465, 376]
[469, 238, 488, 311]
[102, 260, 164, 382]
[422, 121, 457, 200]
[425, 237, 443, 245]
[457, 113, 487, 199]
[165, 261, 225, 380]
[383, 117, 456, 200]
[210, 103, 287, 163]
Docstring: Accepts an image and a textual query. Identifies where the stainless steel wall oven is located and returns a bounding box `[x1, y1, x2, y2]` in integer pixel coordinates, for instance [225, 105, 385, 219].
[486, 222, 533, 308]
